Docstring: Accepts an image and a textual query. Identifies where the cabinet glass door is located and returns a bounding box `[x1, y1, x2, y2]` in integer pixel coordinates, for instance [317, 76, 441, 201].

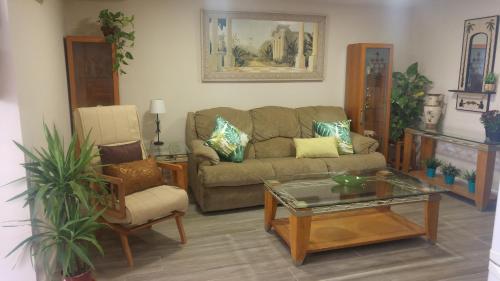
[363, 48, 390, 154]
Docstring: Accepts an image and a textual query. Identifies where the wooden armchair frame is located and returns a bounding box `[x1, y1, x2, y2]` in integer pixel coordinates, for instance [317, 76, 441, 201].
[93, 161, 187, 266]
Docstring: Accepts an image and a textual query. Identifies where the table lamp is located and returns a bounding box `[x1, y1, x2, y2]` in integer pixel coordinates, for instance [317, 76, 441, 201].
[150, 99, 166, 145]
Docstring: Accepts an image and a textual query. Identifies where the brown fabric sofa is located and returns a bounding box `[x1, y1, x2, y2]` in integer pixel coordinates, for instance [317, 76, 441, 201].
[186, 106, 386, 212]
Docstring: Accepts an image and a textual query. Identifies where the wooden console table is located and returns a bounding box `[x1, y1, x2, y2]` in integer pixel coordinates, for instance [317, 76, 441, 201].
[402, 127, 499, 211]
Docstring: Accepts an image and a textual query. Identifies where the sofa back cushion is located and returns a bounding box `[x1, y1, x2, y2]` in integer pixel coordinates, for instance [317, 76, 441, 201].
[297, 106, 347, 138]
[194, 107, 253, 141]
[251, 106, 300, 141]
[254, 137, 296, 158]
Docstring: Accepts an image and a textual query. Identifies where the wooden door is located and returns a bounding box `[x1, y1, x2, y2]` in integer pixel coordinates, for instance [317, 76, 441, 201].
[65, 36, 119, 130]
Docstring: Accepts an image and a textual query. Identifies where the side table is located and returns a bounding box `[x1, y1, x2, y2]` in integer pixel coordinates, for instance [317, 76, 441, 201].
[148, 142, 189, 189]
[402, 127, 499, 211]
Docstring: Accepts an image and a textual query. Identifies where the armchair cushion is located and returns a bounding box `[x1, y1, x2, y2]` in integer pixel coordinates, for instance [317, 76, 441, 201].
[104, 185, 188, 226]
[351, 132, 379, 154]
[191, 139, 220, 165]
[103, 158, 163, 195]
[98, 140, 143, 165]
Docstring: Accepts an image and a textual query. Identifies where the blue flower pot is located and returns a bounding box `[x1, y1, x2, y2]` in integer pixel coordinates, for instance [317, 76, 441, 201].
[444, 175, 455, 185]
[426, 168, 436, 177]
[468, 180, 476, 193]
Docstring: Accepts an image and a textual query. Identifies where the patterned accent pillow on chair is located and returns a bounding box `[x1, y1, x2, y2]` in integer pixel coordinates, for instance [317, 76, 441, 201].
[205, 116, 249, 163]
[103, 158, 164, 195]
[313, 120, 354, 155]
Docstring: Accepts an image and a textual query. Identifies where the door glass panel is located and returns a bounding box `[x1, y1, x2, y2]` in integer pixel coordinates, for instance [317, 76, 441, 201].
[364, 48, 389, 153]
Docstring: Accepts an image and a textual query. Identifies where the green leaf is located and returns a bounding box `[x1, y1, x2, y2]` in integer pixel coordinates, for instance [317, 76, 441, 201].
[406, 62, 418, 78]
[125, 51, 133, 59]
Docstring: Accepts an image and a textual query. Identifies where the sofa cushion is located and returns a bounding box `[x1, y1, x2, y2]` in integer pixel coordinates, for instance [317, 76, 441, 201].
[260, 157, 328, 177]
[297, 106, 347, 138]
[104, 185, 188, 226]
[314, 120, 354, 155]
[254, 137, 296, 158]
[200, 159, 275, 187]
[206, 116, 250, 163]
[294, 137, 339, 158]
[320, 152, 386, 173]
[251, 106, 300, 141]
[194, 107, 253, 141]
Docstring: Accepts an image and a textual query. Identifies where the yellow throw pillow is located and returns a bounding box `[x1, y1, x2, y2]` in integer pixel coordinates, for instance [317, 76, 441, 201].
[294, 137, 339, 158]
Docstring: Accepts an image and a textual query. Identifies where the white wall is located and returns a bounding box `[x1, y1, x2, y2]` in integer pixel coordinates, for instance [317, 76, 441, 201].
[0, 0, 70, 279]
[8, 0, 71, 149]
[410, 0, 500, 190]
[0, 0, 37, 280]
[63, 0, 413, 144]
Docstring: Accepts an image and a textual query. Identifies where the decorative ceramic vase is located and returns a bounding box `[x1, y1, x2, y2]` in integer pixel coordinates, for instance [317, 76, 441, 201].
[485, 83, 496, 92]
[426, 168, 437, 177]
[444, 175, 455, 185]
[424, 93, 443, 129]
[468, 180, 476, 193]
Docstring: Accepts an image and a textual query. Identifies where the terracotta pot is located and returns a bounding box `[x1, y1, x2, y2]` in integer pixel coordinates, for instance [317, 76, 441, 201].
[64, 271, 94, 281]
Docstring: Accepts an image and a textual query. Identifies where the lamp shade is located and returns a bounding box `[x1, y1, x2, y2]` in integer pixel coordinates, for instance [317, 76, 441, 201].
[150, 99, 166, 114]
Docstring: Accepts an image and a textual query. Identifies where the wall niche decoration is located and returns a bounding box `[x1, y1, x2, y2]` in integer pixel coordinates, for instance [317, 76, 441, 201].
[451, 15, 499, 112]
[201, 10, 326, 82]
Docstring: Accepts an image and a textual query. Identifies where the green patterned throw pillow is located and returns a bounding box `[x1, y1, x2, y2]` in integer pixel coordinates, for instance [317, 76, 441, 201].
[206, 116, 249, 163]
[313, 120, 354, 155]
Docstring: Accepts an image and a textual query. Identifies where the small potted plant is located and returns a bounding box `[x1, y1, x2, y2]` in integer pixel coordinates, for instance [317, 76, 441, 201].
[463, 169, 476, 193]
[423, 158, 442, 177]
[480, 110, 500, 142]
[441, 162, 461, 185]
[485, 72, 497, 92]
[98, 9, 135, 74]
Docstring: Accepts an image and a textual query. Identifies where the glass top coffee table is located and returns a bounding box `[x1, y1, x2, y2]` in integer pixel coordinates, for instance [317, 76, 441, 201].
[263, 168, 445, 265]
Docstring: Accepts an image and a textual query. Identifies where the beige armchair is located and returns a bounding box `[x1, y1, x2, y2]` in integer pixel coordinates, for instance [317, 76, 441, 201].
[73, 105, 188, 267]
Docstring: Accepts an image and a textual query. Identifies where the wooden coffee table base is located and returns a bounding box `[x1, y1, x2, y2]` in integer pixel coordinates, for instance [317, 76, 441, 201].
[264, 191, 441, 265]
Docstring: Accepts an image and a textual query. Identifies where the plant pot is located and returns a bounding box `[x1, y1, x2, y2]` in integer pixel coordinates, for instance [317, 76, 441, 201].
[486, 129, 500, 142]
[444, 175, 455, 185]
[468, 180, 476, 193]
[100, 25, 118, 36]
[426, 168, 436, 177]
[64, 271, 94, 281]
[485, 83, 496, 92]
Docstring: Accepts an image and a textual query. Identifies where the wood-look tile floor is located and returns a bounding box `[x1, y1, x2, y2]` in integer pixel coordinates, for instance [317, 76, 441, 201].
[93, 194, 495, 281]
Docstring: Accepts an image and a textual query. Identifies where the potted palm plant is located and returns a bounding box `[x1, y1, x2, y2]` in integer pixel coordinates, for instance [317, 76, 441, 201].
[463, 169, 476, 193]
[423, 158, 442, 177]
[5, 124, 106, 281]
[484, 72, 497, 92]
[97, 9, 135, 74]
[441, 162, 461, 185]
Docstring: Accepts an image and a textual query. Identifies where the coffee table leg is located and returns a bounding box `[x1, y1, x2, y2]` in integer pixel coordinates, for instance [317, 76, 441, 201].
[425, 193, 441, 243]
[290, 214, 311, 265]
[264, 190, 277, 232]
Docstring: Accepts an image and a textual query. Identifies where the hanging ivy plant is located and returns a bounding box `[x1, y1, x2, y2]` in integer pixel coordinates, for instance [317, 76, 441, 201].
[98, 9, 135, 74]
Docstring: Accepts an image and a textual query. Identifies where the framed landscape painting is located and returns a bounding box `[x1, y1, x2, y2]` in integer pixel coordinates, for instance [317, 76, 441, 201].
[201, 10, 326, 82]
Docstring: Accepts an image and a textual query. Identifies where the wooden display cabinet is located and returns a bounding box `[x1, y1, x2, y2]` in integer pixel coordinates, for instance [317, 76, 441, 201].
[345, 43, 393, 159]
[65, 36, 119, 129]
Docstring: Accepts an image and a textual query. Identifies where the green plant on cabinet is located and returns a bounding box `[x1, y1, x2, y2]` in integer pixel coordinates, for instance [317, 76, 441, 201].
[5, 124, 107, 280]
[390, 62, 433, 142]
[98, 9, 135, 75]
[441, 162, 461, 185]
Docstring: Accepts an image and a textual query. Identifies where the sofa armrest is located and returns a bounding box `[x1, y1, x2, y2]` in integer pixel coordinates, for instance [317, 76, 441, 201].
[350, 132, 379, 154]
[191, 139, 220, 165]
